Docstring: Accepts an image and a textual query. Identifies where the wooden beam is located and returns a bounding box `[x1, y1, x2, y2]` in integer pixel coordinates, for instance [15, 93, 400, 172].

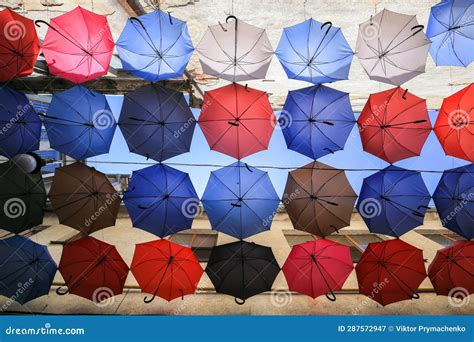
[117, 0, 146, 16]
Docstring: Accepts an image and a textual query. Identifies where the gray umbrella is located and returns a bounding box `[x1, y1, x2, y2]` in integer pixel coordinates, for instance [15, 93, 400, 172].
[196, 15, 273, 82]
[355, 9, 431, 86]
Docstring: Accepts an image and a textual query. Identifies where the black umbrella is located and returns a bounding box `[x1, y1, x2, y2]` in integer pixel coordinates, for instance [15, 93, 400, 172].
[205, 241, 280, 304]
[0, 161, 46, 234]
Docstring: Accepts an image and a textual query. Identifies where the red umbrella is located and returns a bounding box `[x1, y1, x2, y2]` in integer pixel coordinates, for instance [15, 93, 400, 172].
[0, 8, 40, 81]
[358, 87, 431, 163]
[434, 83, 473, 162]
[198, 83, 276, 159]
[131, 239, 203, 302]
[428, 241, 474, 297]
[56, 236, 129, 303]
[355, 239, 427, 306]
[36, 6, 114, 84]
[282, 239, 353, 300]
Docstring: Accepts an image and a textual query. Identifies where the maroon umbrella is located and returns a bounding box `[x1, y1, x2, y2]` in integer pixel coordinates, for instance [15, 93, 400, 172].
[428, 241, 474, 298]
[356, 239, 427, 306]
[48, 162, 120, 235]
[283, 161, 357, 237]
[56, 236, 129, 303]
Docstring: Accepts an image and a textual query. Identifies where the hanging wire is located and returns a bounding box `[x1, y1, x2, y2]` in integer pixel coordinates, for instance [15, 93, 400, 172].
[91, 0, 94, 12]
[303, 0, 308, 20]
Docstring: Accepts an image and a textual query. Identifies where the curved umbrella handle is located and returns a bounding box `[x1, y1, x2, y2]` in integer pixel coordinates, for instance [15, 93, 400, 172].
[56, 285, 70, 296]
[326, 291, 336, 302]
[130, 17, 147, 31]
[167, 11, 173, 25]
[330, 225, 340, 234]
[417, 205, 430, 210]
[402, 88, 408, 99]
[35, 20, 57, 31]
[321, 21, 332, 35]
[235, 297, 245, 305]
[226, 15, 237, 23]
[411, 292, 420, 299]
[411, 25, 424, 36]
[244, 163, 253, 172]
[143, 293, 156, 304]
[412, 210, 425, 217]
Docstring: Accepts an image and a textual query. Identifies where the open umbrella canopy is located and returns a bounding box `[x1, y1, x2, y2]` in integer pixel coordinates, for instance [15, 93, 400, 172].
[57, 236, 129, 303]
[276, 19, 353, 84]
[131, 239, 203, 302]
[434, 83, 473, 162]
[123, 164, 199, 238]
[205, 241, 280, 304]
[116, 10, 194, 82]
[283, 161, 357, 237]
[118, 84, 195, 162]
[427, 0, 474, 67]
[0, 236, 56, 304]
[198, 83, 276, 159]
[37, 6, 114, 83]
[356, 239, 427, 306]
[280, 85, 355, 159]
[201, 161, 280, 239]
[356, 166, 431, 237]
[356, 9, 431, 86]
[0, 86, 41, 158]
[0, 8, 40, 82]
[42, 86, 116, 161]
[0, 161, 46, 234]
[433, 163, 474, 239]
[428, 241, 474, 297]
[196, 15, 273, 82]
[358, 87, 432, 163]
[282, 238, 353, 300]
[48, 162, 120, 235]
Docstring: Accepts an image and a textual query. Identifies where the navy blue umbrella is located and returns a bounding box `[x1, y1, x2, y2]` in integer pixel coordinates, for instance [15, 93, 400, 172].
[116, 10, 194, 82]
[42, 86, 116, 160]
[0, 86, 41, 158]
[280, 85, 355, 160]
[427, 0, 474, 67]
[433, 164, 474, 239]
[123, 163, 199, 238]
[0, 236, 57, 304]
[118, 84, 195, 162]
[356, 166, 431, 237]
[201, 162, 280, 239]
[276, 19, 353, 83]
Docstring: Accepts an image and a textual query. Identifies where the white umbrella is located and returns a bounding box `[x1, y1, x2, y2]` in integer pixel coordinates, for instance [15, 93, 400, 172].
[356, 9, 431, 86]
[196, 16, 273, 82]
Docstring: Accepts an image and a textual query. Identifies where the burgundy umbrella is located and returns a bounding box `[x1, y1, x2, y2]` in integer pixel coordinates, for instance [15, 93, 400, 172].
[283, 161, 357, 237]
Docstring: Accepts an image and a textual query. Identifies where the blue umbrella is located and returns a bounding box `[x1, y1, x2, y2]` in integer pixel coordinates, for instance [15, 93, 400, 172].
[0, 236, 57, 304]
[356, 166, 431, 237]
[118, 84, 195, 162]
[433, 164, 473, 239]
[201, 162, 280, 239]
[123, 164, 199, 238]
[42, 86, 116, 160]
[116, 10, 194, 82]
[0, 86, 41, 158]
[280, 85, 355, 160]
[427, 0, 474, 67]
[275, 19, 353, 83]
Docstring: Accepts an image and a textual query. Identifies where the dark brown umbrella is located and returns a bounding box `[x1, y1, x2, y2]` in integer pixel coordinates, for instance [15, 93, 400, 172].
[283, 161, 357, 237]
[48, 162, 120, 234]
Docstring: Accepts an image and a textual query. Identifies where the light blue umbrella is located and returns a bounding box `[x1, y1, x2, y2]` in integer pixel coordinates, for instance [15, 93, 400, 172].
[275, 19, 353, 84]
[427, 0, 474, 67]
[116, 10, 194, 82]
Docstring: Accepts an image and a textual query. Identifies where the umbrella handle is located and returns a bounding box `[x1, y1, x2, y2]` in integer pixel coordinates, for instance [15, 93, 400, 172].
[326, 291, 336, 302]
[411, 25, 424, 36]
[35, 20, 57, 31]
[244, 163, 253, 172]
[235, 297, 245, 305]
[226, 15, 237, 23]
[402, 88, 408, 99]
[323, 148, 335, 154]
[411, 293, 420, 299]
[167, 11, 173, 25]
[321, 21, 332, 35]
[130, 17, 147, 31]
[56, 285, 70, 296]
[143, 293, 156, 304]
